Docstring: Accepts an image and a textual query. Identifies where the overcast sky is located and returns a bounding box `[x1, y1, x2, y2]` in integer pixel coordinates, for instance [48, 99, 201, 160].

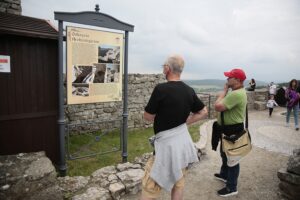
[22, 0, 300, 82]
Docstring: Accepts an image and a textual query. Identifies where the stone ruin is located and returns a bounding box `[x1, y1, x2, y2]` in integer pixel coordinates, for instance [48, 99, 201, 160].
[278, 149, 300, 200]
[0, 0, 22, 15]
[0, 152, 63, 200]
[0, 151, 153, 200]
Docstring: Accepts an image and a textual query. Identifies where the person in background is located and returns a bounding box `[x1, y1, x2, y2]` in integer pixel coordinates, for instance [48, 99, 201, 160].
[141, 55, 208, 200]
[268, 82, 277, 97]
[266, 95, 278, 117]
[285, 79, 299, 131]
[247, 78, 256, 91]
[297, 83, 300, 111]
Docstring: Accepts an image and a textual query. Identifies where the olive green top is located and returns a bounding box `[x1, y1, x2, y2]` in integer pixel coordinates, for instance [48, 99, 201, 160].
[217, 88, 247, 125]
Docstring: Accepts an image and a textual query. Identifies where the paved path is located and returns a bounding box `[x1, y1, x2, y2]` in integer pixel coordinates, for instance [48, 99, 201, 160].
[122, 108, 299, 200]
[248, 107, 300, 155]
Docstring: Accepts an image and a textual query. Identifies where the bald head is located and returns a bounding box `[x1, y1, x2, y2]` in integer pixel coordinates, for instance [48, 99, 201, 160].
[165, 55, 185, 75]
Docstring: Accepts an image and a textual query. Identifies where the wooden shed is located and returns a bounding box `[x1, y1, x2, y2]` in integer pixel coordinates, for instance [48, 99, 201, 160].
[0, 12, 59, 163]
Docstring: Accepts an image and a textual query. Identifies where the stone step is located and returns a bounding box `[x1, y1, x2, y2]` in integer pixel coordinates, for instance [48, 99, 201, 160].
[255, 95, 267, 101]
[279, 180, 300, 200]
[254, 101, 267, 110]
[278, 168, 300, 185]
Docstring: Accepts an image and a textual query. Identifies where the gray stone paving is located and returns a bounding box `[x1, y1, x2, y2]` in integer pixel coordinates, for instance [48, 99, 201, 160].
[248, 107, 300, 155]
[122, 107, 298, 200]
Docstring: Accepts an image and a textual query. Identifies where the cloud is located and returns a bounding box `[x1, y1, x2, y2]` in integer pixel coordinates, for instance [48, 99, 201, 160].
[22, 0, 300, 82]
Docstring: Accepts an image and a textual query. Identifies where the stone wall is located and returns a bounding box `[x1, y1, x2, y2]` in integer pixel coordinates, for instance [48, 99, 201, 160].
[253, 89, 269, 111]
[65, 74, 267, 133]
[278, 149, 300, 199]
[0, 0, 22, 15]
[0, 151, 152, 200]
[65, 74, 165, 133]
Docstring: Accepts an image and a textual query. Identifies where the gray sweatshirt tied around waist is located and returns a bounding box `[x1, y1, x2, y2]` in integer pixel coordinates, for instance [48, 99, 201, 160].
[150, 123, 199, 191]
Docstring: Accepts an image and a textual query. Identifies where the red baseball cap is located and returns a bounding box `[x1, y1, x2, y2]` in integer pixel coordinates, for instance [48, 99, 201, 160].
[224, 68, 246, 81]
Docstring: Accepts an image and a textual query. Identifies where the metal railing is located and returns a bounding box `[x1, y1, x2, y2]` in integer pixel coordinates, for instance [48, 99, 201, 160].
[66, 119, 122, 160]
[196, 92, 213, 119]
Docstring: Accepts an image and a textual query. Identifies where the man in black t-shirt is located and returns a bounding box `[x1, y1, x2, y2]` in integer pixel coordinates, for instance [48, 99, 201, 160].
[140, 55, 208, 200]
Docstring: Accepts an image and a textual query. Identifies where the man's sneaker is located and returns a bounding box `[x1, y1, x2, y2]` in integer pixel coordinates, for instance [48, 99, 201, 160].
[214, 174, 227, 183]
[296, 128, 299, 131]
[217, 187, 238, 197]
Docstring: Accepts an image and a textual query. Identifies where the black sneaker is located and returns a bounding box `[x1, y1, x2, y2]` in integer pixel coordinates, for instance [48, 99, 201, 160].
[214, 173, 227, 183]
[296, 128, 299, 131]
[217, 187, 238, 197]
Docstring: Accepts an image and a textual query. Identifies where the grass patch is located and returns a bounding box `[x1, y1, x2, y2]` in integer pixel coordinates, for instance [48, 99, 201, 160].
[66, 121, 204, 176]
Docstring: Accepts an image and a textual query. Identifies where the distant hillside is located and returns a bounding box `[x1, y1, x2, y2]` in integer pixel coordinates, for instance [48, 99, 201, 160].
[183, 79, 225, 87]
[246, 79, 268, 86]
[183, 79, 268, 87]
[183, 79, 268, 92]
[277, 80, 300, 88]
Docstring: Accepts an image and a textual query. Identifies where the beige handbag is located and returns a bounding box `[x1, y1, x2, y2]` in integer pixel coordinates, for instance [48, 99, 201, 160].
[221, 107, 252, 166]
[222, 129, 252, 157]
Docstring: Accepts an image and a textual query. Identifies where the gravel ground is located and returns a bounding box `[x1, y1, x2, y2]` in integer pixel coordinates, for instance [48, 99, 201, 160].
[122, 107, 299, 200]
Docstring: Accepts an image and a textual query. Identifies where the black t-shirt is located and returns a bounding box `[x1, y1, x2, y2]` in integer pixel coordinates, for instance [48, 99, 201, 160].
[145, 81, 205, 134]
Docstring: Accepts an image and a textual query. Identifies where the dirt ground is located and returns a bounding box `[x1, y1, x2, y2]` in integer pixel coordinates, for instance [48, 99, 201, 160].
[122, 108, 294, 200]
[122, 146, 288, 200]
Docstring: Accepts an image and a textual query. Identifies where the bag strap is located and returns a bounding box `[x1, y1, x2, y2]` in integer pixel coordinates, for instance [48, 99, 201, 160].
[245, 105, 248, 129]
[221, 104, 252, 142]
[221, 111, 225, 129]
[245, 105, 252, 141]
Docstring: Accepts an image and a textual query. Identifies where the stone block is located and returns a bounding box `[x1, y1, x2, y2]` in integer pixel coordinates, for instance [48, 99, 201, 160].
[246, 92, 255, 107]
[116, 162, 141, 171]
[293, 149, 300, 156]
[4, 0, 19, 4]
[0, 3, 9, 8]
[58, 176, 90, 194]
[279, 181, 300, 200]
[107, 174, 118, 183]
[104, 108, 114, 113]
[247, 103, 255, 110]
[28, 185, 63, 200]
[255, 95, 267, 101]
[92, 166, 117, 179]
[278, 168, 300, 185]
[287, 154, 300, 175]
[11, 4, 21, 10]
[116, 169, 144, 194]
[6, 8, 20, 15]
[254, 101, 266, 110]
[72, 187, 111, 200]
[25, 157, 56, 181]
[95, 104, 104, 109]
[134, 153, 152, 167]
[0, 152, 62, 200]
[109, 182, 125, 200]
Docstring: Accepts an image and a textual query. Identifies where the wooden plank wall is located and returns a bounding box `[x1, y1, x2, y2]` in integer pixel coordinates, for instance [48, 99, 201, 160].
[0, 34, 59, 163]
